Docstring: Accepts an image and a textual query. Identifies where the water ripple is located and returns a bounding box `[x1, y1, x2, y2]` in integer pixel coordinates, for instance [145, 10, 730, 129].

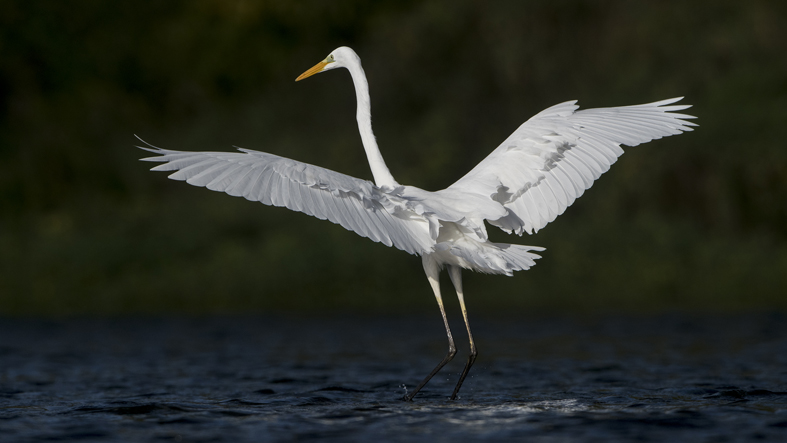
[1, 313, 786, 442]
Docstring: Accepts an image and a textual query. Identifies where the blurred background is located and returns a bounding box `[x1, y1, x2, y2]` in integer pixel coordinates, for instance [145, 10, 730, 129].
[1, 0, 785, 315]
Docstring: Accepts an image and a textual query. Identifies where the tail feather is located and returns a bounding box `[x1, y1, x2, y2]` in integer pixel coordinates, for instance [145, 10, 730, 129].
[446, 242, 545, 276]
[493, 243, 545, 275]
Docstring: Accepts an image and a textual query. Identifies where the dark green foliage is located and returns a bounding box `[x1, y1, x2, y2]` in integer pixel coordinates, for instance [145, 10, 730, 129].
[1, 0, 786, 314]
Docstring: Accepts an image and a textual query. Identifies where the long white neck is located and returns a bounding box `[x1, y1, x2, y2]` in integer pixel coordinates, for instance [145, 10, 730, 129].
[345, 58, 398, 189]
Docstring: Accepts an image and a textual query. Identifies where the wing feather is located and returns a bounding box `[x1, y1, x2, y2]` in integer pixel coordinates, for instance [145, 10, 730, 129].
[543, 172, 568, 210]
[254, 167, 276, 205]
[450, 97, 695, 234]
[139, 140, 430, 255]
[555, 161, 585, 198]
[186, 161, 234, 186]
[242, 167, 267, 202]
[300, 184, 320, 218]
[224, 166, 256, 198]
[206, 164, 246, 192]
[550, 164, 577, 207]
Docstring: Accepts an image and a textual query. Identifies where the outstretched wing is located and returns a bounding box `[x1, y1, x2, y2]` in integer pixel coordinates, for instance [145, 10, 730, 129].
[448, 97, 697, 235]
[138, 139, 432, 255]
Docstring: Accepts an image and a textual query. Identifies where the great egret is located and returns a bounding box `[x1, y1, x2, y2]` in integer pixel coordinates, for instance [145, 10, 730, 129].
[139, 46, 696, 401]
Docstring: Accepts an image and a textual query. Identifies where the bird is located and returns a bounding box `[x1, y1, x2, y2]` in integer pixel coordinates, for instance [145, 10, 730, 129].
[139, 46, 696, 401]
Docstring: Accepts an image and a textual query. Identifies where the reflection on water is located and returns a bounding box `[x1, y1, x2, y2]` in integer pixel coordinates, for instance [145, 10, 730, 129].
[1, 313, 786, 441]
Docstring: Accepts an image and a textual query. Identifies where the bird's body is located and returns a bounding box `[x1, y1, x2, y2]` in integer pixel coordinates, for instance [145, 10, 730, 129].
[140, 46, 696, 400]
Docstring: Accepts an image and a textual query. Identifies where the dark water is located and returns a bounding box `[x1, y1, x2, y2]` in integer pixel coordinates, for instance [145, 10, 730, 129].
[1, 313, 786, 442]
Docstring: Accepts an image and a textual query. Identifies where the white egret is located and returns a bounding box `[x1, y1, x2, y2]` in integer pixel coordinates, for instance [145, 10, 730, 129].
[139, 46, 696, 400]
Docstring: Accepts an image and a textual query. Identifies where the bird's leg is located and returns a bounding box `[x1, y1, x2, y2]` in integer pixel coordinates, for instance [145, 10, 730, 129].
[448, 265, 476, 400]
[404, 259, 457, 401]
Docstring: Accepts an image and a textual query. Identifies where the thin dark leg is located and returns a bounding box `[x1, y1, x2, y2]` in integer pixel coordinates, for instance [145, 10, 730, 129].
[448, 266, 477, 400]
[404, 260, 456, 401]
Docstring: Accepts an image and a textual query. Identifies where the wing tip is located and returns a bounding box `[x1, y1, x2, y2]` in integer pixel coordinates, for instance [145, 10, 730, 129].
[135, 135, 171, 161]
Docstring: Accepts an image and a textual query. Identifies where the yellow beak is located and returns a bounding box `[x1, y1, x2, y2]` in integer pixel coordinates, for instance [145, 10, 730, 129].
[296, 61, 329, 82]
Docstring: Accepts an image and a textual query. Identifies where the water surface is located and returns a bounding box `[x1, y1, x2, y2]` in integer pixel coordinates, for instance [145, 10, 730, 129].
[1, 313, 786, 441]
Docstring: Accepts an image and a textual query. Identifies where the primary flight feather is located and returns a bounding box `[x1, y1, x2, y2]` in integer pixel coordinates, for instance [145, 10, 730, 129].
[140, 46, 696, 400]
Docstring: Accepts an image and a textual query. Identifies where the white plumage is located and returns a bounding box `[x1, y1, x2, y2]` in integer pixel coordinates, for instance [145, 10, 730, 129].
[451, 97, 696, 235]
[140, 46, 696, 400]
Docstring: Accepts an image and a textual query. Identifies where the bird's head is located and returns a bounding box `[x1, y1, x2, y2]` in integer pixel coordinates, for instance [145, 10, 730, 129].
[295, 47, 359, 82]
